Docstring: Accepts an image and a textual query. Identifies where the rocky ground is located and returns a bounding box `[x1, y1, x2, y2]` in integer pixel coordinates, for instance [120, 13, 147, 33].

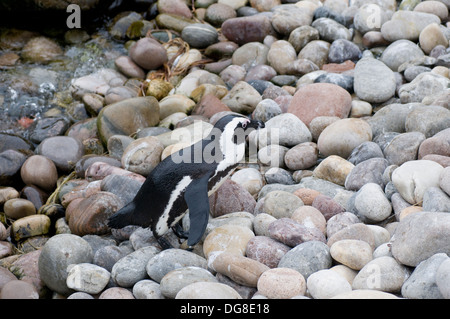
[0, 0, 450, 300]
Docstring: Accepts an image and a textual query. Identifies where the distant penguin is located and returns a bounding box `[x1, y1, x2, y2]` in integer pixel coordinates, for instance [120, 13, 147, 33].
[108, 114, 264, 249]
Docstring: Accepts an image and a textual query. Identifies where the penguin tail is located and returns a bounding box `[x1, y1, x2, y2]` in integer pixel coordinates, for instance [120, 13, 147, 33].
[108, 202, 136, 229]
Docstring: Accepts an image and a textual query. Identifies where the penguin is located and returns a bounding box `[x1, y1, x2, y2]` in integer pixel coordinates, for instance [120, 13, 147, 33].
[108, 114, 264, 249]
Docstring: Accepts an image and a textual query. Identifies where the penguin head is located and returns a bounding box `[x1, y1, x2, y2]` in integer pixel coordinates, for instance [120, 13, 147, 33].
[214, 114, 265, 143]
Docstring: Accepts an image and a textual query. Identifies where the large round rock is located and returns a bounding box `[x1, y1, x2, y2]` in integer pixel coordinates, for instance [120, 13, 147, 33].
[38, 234, 94, 295]
[97, 96, 160, 144]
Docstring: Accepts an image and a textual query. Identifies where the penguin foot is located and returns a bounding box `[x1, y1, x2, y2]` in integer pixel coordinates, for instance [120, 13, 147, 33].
[172, 222, 189, 239]
[157, 237, 173, 250]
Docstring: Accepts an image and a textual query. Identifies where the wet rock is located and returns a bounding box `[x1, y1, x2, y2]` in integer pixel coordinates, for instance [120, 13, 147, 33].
[97, 96, 160, 144]
[114, 55, 145, 79]
[21, 37, 63, 63]
[129, 37, 168, 70]
[205, 3, 237, 27]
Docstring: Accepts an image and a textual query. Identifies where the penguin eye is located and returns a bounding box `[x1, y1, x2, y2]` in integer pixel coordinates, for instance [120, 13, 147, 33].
[241, 121, 248, 129]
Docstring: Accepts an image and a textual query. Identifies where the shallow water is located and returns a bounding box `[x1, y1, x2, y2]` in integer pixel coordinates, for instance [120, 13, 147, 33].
[0, 23, 126, 136]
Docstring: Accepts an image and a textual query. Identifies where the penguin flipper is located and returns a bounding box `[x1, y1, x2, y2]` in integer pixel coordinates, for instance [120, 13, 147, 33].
[184, 175, 211, 247]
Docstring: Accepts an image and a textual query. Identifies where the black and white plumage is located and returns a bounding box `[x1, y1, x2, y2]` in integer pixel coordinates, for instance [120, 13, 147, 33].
[108, 114, 264, 249]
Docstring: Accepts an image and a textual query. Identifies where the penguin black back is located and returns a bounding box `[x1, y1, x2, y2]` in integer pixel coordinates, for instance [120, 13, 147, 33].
[108, 114, 264, 249]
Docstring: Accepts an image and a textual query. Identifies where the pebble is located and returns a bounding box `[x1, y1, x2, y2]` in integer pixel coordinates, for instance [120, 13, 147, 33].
[354, 57, 396, 103]
[381, 10, 441, 42]
[203, 224, 255, 258]
[146, 248, 207, 282]
[330, 239, 373, 270]
[311, 194, 345, 221]
[175, 281, 242, 299]
[313, 155, 354, 186]
[253, 113, 312, 149]
[317, 118, 373, 158]
[253, 213, 276, 237]
[12, 214, 51, 241]
[181, 23, 218, 49]
[0, 280, 39, 299]
[391, 212, 450, 267]
[401, 253, 448, 299]
[205, 3, 237, 27]
[160, 266, 217, 298]
[66, 191, 123, 236]
[288, 83, 352, 127]
[221, 15, 274, 45]
[345, 158, 388, 191]
[257, 268, 306, 299]
[133, 279, 164, 299]
[291, 205, 326, 234]
[208, 251, 269, 287]
[66, 263, 110, 294]
[230, 168, 264, 196]
[221, 81, 262, 114]
[284, 142, 318, 171]
[246, 236, 290, 268]
[261, 190, 303, 218]
[269, 218, 325, 247]
[99, 287, 135, 299]
[327, 223, 376, 250]
[97, 96, 160, 144]
[36, 136, 84, 172]
[381, 39, 425, 71]
[38, 234, 93, 296]
[391, 160, 444, 205]
[278, 241, 332, 279]
[350, 183, 392, 223]
[383, 132, 426, 166]
[311, 18, 352, 42]
[352, 256, 410, 293]
[21, 36, 62, 63]
[400, 73, 450, 104]
[110, 245, 160, 287]
[306, 269, 352, 299]
[128, 37, 168, 70]
[436, 258, 450, 299]
[121, 136, 164, 176]
[114, 55, 145, 79]
[4, 198, 36, 219]
[208, 179, 256, 217]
